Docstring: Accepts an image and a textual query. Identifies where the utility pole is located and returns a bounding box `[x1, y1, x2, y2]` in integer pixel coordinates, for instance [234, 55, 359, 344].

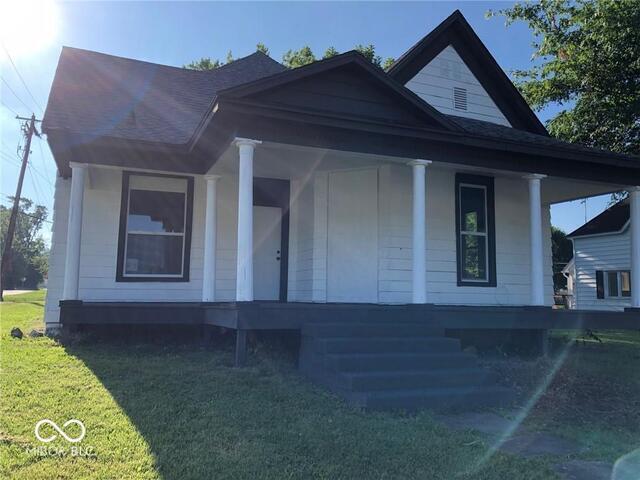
[0, 114, 40, 301]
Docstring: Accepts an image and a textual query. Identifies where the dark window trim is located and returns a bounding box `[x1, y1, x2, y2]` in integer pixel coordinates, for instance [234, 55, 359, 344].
[455, 173, 496, 287]
[116, 171, 194, 283]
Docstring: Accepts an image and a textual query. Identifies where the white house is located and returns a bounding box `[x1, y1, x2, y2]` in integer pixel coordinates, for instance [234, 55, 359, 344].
[568, 200, 633, 311]
[39, 10, 640, 408]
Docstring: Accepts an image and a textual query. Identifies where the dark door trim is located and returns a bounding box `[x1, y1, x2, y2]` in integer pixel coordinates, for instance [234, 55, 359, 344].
[253, 177, 290, 302]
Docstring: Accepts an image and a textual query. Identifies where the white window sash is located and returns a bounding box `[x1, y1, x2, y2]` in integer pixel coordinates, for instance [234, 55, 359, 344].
[122, 182, 188, 278]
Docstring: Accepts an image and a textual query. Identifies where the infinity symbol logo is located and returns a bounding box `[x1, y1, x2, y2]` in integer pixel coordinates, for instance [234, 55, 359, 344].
[34, 419, 86, 443]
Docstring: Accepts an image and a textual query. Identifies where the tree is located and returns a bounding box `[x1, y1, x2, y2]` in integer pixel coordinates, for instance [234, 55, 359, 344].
[282, 46, 316, 68]
[382, 57, 396, 71]
[490, 1, 640, 156]
[551, 226, 573, 291]
[0, 198, 48, 290]
[323, 46, 339, 59]
[184, 57, 223, 71]
[186, 43, 395, 71]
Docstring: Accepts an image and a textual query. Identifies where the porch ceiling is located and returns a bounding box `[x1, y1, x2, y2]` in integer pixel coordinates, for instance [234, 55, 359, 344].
[208, 141, 626, 205]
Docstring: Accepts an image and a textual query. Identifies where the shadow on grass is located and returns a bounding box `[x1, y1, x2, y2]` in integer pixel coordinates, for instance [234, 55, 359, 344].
[63, 331, 548, 480]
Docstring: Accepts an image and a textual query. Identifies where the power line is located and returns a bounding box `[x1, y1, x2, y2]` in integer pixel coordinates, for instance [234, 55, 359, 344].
[1, 75, 34, 113]
[1, 114, 40, 299]
[0, 151, 21, 168]
[0, 98, 19, 117]
[35, 138, 55, 194]
[1, 45, 44, 113]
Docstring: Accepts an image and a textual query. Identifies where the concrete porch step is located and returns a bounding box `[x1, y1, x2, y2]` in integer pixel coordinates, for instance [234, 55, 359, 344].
[350, 385, 515, 411]
[336, 367, 499, 392]
[310, 336, 461, 354]
[322, 352, 477, 372]
[302, 323, 444, 339]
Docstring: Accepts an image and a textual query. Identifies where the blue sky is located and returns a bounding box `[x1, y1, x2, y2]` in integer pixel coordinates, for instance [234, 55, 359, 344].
[0, 1, 613, 244]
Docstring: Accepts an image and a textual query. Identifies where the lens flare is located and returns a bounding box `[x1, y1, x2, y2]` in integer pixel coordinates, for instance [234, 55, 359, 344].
[0, 0, 60, 57]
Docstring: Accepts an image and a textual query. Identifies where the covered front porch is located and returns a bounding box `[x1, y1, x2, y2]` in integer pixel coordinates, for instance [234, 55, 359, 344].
[54, 137, 640, 366]
[57, 136, 640, 310]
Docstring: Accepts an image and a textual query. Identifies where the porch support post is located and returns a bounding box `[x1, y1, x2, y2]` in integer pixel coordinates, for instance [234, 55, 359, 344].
[525, 174, 546, 306]
[630, 187, 640, 307]
[62, 163, 87, 300]
[409, 160, 431, 304]
[235, 138, 261, 302]
[202, 175, 221, 302]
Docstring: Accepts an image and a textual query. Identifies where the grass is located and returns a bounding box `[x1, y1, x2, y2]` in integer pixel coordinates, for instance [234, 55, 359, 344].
[484, 330, 640, 463]
[1, 292, 637, 479]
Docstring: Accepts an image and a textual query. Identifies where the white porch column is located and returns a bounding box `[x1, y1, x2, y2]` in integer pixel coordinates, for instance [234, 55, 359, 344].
[202, 175, 221, 302]
[409, 160, 431, 304]
[630, 187, 640, 307]
[62, 163, 87, 300]
[235, 138, 261, 301]
[525, 174, 546, 306]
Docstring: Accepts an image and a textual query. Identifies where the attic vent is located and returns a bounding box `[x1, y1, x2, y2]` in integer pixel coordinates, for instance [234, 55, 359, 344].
[453, 87, 468, 111]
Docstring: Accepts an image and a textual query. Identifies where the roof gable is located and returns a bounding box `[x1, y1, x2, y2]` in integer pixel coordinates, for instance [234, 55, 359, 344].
[218, 51, 461, 131]
[568, 200, 630, 238]
[406, 45, 512, 126]
[388, 10, 548, 135]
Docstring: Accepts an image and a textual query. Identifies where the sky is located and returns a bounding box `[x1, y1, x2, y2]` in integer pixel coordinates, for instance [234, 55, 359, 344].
[0, 1, 615, 245]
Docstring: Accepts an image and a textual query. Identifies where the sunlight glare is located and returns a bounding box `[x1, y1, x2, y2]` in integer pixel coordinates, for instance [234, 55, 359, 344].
[0, 0, 60, 57]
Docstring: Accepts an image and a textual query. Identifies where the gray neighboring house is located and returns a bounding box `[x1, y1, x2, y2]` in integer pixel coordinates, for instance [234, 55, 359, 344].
[568, 200, 632, 311]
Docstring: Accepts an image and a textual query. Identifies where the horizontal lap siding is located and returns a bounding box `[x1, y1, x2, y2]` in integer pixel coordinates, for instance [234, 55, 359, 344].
[573, 233, 631, 311]
[45, 169, 239, 324]
[288, 178, 314, 301]
[405, 45, 511, 127]
[377, 165, 553, 305]
[44, 176, 70, 325]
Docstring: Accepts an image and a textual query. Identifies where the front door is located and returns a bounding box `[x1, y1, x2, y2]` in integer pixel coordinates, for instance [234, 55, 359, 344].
[253, 205, 282, 300]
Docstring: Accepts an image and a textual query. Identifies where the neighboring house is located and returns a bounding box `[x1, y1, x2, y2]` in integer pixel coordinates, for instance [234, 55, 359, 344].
[568, 200, 632, 311]
[39, 10, 640, 408]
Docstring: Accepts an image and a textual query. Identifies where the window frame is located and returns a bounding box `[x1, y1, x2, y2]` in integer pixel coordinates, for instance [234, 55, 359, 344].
[603, 270, 631, 299]
[116, 171, 194, 282]
[455, 173, 496, 287]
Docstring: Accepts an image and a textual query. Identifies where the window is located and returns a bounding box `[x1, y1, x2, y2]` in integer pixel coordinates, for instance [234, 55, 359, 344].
[116, 172, 194, 282]
[455, 174, 496, 286]
[597, 270, 631, 299]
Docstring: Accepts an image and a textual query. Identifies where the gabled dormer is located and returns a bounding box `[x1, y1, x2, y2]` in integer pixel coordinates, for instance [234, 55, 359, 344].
[388, 10, 548, 135]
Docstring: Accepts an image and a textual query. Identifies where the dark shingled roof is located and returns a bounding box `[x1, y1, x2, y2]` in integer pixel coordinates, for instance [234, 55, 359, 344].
[42, 46, 640, 166]
[568, 200, 629, 238]
[42, 47, 287, 144]
[446, 115, 635, 162]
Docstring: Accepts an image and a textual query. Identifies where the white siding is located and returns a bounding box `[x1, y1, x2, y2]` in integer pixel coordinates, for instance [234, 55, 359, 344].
[573, 232, 631, 311]
[44, 176, 70, 327]
[287, 178, 314, 301]
[45, 162, 555, 326]
[376, 164, 553, 305]
[405, 45, 511, 126]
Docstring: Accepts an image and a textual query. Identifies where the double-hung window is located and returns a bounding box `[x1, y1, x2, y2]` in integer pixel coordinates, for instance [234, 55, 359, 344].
[455, 173, 496, 286]
[116, 172, 194, 282]
[596, 270, 631, 299]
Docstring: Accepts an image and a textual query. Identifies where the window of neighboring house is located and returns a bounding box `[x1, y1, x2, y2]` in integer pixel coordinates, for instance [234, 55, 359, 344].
[455, 173, 496, 286]
[600, 270, 631, 298]
[116, 172, 194, 282]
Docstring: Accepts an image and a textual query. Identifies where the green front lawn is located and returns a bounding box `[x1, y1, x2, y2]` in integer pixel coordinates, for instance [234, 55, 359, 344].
[1, 291, 637, 479]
